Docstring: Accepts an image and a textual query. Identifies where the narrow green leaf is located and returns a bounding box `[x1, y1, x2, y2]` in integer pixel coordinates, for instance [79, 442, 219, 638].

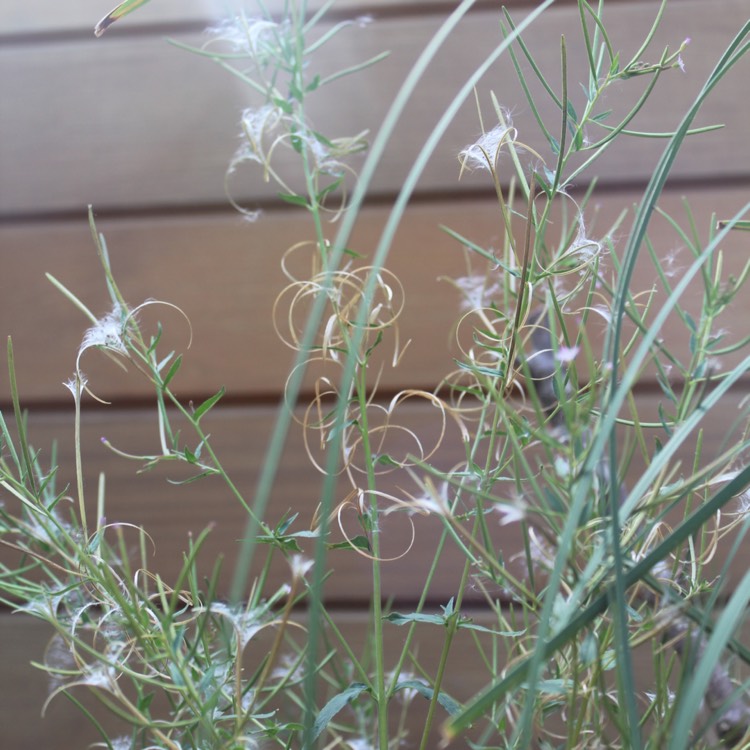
[257, 535, 301, 553]
[566, 100, 578, 125]
[162, 354, 182, 388]
[395, 680, 460, 715]
[457, 620, 525, 636]
[718, 219, 750, 231]
[137, 692, 155, 712]
[87, 529, 104, 554]
[384, 612, 446, 627]
[534, 169, 553, 198]
[327, 535, 371, 552]
[166, 469, 220, 485]
[277, 512, 299, 536]
[313, 683, 370, 739]
[155, 350, 174, 373]
[305, 74, 321, 93]
[374, 454, 399, 468]
[610, 51, 621, 76]
[94, 0, 151, 37]
[317, 51, 391, 88]
[304, 19, 358, 55]
[591, 109, 613, 123]
[303, 0, 337, 34]
[289, 80, 304, 103]
[272, 97, 293, 115]
[668, 566, 750, 749]
[192, 386, 226, 422]
[439, 225, 520, 276]
[278, 192, 310, 208]
[46, 273, 98, 324]
[316, 176, 344, 203]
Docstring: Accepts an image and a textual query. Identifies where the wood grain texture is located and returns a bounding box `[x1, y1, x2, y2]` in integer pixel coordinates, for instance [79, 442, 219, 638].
[1, 186, 748, 403]
[1, 388, 747, 604]
[3, 610, 503, 748]
[2, 1, 747, 216]
[0, 608, 562, 747]
[2, 604, 746, 748]
[0, 0, 496, 36]
[1, 2, 749, 746]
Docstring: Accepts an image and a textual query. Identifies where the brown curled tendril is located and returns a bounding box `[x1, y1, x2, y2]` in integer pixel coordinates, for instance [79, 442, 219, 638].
[273, 265, 405, 361]
[342, 390, 448, 480]
[332, 489, 422, 563]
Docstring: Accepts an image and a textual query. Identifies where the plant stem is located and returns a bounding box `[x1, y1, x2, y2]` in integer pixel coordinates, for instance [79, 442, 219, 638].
[355, 365, 389, 750]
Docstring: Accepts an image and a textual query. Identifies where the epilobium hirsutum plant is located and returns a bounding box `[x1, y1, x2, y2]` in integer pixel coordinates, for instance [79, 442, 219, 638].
[3, 1, 750, 748]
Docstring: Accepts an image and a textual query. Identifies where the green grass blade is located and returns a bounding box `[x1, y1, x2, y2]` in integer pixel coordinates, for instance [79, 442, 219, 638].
[621, 0, 668, 72]
[667, 567, 750, 749]
[230, 0, 485, 604]
[94, 0, 151, 37]
[444, 463, 750, 738]
[6, 338, 37, 495]
[300, 3, 556, 746]
[502, 7, 562, 110]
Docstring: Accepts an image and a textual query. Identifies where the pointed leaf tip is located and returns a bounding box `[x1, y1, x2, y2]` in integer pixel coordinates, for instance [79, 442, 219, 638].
[94, 0, 152, 37]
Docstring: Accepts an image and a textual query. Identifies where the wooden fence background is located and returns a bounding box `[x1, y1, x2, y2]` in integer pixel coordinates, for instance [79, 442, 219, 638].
[1, 0, 749, 746]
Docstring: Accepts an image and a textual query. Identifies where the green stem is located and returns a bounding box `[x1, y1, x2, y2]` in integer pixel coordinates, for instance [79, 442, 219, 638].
[417, 519, 475, 750]
[6, 338, 39, 498]
[348, 364, 389, 749]
[72, 375, 87, 536]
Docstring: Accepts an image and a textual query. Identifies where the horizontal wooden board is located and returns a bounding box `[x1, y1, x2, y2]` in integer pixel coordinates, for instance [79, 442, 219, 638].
[0, 0, 479, 36]
[3, 605, 748, 748]
[1, 0, 748, 215]
[1, 388, 749, 606]
[3, 610, 504, 748]
[2, 402, 484, 603]
[0, 610, 584, 746]
[1, 186, 748, 402]
[0, 609, 609, 746]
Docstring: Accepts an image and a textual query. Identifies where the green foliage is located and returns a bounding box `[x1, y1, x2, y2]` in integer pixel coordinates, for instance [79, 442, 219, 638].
[3, 1, 750, 749]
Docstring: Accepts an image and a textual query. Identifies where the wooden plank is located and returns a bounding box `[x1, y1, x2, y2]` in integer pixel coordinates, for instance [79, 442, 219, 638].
[0, 0, 474, 36]
[0, 609, 542, 747]
[1, 185, 748, 402]
[2, 614, 116, 748]
[1, 605, 746, 748]
[1, 388, 748, 606]
[2, 402, 491, 603]
[1, 1, 747, 215]
[4, 610, 518, 748]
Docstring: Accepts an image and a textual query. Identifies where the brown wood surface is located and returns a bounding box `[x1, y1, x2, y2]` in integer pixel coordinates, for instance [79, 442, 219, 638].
[0, 605, 734, 749]
[2, 1, 747, 216]
[2, 1, 749, 745]
[2, 185, 748, 403]
[3, 610, 498, 748]
[1, 0, 506, 35]
[0, 389, 746, 605]
[0, 608, 548, 747]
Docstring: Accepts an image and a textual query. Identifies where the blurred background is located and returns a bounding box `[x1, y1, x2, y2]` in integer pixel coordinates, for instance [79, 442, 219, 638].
[1, 0, 748, 744]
